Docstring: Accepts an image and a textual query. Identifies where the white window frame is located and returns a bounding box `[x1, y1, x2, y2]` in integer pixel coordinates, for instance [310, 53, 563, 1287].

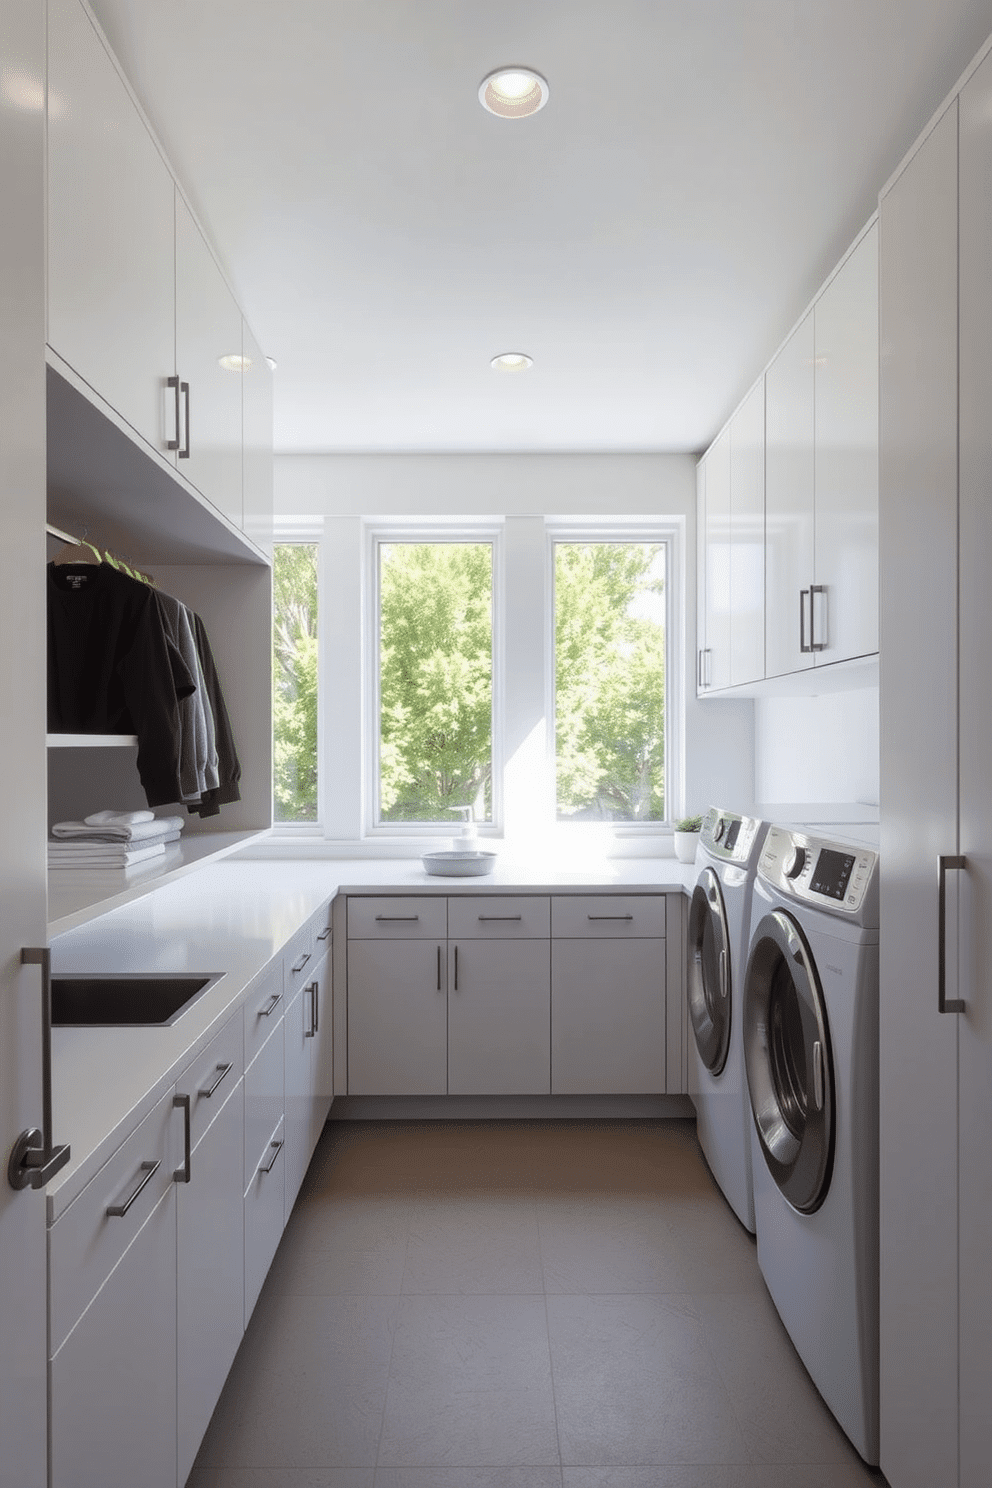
[363, 518, 505, 838]
[271, 519, 325, 834]
[545, 518, 682, 833]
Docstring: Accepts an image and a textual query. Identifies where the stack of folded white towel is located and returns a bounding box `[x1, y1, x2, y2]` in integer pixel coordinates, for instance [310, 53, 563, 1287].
[48, 810, 184, 869]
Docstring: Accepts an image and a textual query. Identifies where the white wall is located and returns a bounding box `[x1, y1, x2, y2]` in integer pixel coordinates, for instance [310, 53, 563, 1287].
[275, 453, 756, 847]
[754, 685, 880, 819]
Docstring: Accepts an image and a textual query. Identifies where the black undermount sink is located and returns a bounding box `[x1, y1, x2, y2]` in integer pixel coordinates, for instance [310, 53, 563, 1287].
[51, 974, 221, 1026]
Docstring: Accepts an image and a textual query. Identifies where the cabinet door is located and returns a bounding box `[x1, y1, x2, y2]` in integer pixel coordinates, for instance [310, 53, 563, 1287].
[176, 1077, 245, 1486]
[551, 939, 666, 1094]
[175, 195, 244, 524]
[765, 311, 815, 678]
[695, 456, 708, 693]
[729, 379, 765, 686]
[50, 1187, 178, 1488]
[878, 99, 960, 1488]
[243, 319, 274, 554]
[701, 427, 732, 691]
[47, 0, 176, 457]
[310, 942, 334, 1152]
[447, 940, 550, 1095]
[957, 52, 992, 1488]
[813, 223, 879, 665]
[283, 980, 313, 1218]
[0, 6, 49, 1480]
[244, 1115, 285, 1322]
[347, 940, 447, 1094]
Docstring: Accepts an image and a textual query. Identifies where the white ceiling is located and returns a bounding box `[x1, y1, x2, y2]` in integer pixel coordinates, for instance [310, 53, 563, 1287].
[89, 0, 992, 455]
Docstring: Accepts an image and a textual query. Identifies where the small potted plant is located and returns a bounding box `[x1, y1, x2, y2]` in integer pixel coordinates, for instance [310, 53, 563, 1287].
[673, 814, 704, 864]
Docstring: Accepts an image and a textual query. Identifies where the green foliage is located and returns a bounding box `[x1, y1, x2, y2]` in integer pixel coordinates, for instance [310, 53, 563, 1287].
[379, 543, 493, 822]
[273, 544, 318, 822]
[675, 815, 703, 833]
[555, 543, 666, 821]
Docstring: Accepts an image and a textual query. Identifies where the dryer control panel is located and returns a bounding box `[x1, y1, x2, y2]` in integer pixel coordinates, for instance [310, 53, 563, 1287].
[700, 807, 765, 865]
[758, 826, 879, 920]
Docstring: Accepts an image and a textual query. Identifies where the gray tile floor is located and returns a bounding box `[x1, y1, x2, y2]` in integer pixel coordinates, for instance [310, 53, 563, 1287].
[189, 1119, 888, 1488]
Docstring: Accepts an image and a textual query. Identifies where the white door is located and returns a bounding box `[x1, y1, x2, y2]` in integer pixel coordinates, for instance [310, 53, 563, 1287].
[729, 378, 765, 687]
[765, 311, 815, 678]
[0, 6, 50, 1484]
[878, 98, 961, 1488]
[813, 223, 879, 666]
[702, 426, 732, 691]
[957, 49, 992, 1488]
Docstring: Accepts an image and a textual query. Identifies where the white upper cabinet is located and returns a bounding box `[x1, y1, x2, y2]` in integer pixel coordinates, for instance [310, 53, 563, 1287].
[812, 223, 879, 667]
[701, 221, 878, 694]
[699, 426, 732, 692]
[175, 196, 244, 528]
[765, 311, 815, 679]
[729, 379, 765, 686]
[242, 321, 274, 556]
[47, 0, 176, 460]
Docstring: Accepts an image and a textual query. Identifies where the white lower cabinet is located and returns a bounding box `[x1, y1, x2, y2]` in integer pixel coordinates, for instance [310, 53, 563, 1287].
[49, 1088, 178, 1488]
[175, 1066, 245, 1486]
[346, 892, 670, 1097]
[244, 1018, 286, 1321]
[284, 976, 313, 1215]
[348, 938, 448, 1094]
[448, 939, 550, 1094]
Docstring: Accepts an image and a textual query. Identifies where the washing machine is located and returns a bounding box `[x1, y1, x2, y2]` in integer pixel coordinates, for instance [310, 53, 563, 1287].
[742, 824, 880, 1465]
[687, 806, 767, 1232]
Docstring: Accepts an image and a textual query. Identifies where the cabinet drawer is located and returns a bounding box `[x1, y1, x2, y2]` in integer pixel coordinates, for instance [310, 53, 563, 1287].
[448, 895, 550, 939]
[244, 1114, 285, 1321]
[175, 1008, 244, 1153]
[283, 917, 319, 999]
[552, 893, 666, 938]
[244, 961, 286, 1069]
[347, 895, 447, 939]
[245, 1018, 284, 1183]
[50, 1084, 176, 1356]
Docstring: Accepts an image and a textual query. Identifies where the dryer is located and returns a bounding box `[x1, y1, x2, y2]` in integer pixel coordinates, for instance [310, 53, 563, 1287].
[743, 825, 880, 1465]
[687, 806, 767, 1232]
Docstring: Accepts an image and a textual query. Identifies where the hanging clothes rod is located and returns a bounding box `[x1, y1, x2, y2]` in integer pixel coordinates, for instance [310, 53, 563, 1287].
[46, 521, 81, 545]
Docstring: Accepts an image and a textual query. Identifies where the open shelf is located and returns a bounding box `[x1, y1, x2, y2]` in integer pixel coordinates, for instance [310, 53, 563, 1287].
[47, 828, 272, 937]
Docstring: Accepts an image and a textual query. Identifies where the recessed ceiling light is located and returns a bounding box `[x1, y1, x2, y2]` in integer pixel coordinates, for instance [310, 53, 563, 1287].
[491, 352, 533, 372]
[479, 67, 549, 119]
[218, 353, 252, 372]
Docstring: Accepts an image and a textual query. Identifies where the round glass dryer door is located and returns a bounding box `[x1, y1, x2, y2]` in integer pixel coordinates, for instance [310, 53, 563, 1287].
[688, 868, 732, 1076]
[743, 910, 835, 1214]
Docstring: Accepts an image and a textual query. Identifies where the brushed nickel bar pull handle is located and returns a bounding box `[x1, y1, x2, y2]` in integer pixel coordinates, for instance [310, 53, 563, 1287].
[375, 915, 420, 922]
[587, 914, 634, 921]
[305, 982, 317, 1038]
[317, 926, 332, 942]
[812, 1041, 824, 1112]
[312, 980, 319, 1035]
[259, 991, 282, 1018]
[810, 584, 827, 651]
[799, 588, 812, 653]
[938, 854, 967, 1014]
[198, 1063, 233, 1098]
[697, 648, 704, 690]
[107, 1159, 160, 1217]
[454, 945, 459, 992]
[291, 952, 311, 973]
[8, 948, 71, 1192]
[167, 374, 181, 451]
[437, 945, 442, 991]
[477, 915, 522, 922]
[173, 1095, 191, 1183]
[259, 1138, 283, 1174]
[179, 380, 190, 458]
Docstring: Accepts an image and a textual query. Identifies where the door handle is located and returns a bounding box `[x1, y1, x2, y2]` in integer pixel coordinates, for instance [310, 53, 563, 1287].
[799, 589, 811, 653]
[938, 854, 967, 1013]
[174, 1094, 191, 1183]
[179, 380, 191, 459]
[167, 374, 181, 452]
[198, 1062, 233, 1099]
[305, 981, 317, 1037]
[812, 1040, 824, 1112]
[810, 584, 827, 651]
[8, 948, 71, 1192]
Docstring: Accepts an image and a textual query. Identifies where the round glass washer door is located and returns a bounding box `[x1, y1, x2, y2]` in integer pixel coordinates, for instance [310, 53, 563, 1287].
[743, 909, 835, 1214]
[688, 868, 732, 1076]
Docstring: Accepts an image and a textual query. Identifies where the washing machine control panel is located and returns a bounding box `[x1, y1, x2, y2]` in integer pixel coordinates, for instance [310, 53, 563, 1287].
[700, 807, 765, 865]
[758, 827, 878, 917]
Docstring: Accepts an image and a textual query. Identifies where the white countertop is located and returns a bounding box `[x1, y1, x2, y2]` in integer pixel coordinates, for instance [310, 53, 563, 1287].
[47, 855, 697, 1220]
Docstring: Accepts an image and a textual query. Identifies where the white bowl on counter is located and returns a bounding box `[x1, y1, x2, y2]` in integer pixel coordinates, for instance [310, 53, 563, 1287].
[422, 850, 497, 877]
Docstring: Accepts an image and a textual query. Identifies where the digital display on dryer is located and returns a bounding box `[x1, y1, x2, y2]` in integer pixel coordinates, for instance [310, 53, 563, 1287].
[810, 848, 856, 900]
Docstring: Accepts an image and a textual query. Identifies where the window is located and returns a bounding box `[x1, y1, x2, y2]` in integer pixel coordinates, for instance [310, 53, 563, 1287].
[272, 542, 319, 823]
[371, 533, 498, 829]
[552, 533, 670, 824]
